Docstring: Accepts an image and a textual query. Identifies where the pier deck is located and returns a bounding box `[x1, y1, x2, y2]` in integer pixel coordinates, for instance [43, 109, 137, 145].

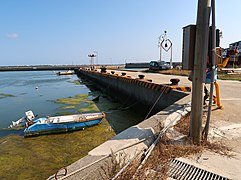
[49, 68, 241, 179]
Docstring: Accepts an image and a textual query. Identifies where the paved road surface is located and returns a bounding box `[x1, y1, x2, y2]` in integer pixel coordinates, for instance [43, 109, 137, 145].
[112, 69, 241, 179]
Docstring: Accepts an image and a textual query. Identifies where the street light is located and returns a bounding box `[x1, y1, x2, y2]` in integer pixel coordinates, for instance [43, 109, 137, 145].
[158, 30, 173, 69]
[158, 31, 167, 62]
[88, 53, 96, 70]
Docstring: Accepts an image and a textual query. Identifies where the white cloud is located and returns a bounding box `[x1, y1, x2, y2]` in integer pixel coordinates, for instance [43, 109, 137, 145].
[6, 33, 19, 39]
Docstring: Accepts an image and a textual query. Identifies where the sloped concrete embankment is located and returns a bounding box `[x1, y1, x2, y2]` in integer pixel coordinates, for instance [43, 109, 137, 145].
[48, 95, 191, 180]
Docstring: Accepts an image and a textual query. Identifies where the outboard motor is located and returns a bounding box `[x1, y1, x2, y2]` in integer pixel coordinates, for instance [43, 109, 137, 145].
[25, 110, 35, 121]
[8, 110, 36, 128]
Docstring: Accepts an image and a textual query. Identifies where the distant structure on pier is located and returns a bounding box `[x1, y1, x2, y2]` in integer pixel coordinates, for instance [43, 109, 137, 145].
[223, 40, 241, 67]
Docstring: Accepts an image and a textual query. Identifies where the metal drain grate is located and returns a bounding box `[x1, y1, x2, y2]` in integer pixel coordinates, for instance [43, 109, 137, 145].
[168, 159, 229, 180]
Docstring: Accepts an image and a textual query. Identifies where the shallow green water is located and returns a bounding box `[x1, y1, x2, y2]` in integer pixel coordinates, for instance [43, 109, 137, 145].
[0, 120, 115, 179]
[0, 71, 143, 179]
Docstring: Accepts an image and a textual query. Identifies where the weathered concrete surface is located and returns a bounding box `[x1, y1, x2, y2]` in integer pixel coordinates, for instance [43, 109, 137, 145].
[49, 70, 241, 179]
[48, 94, 192, 180]
[210, 79, 241, 124]
[77, 69, 191, 117]
[106, 69, 192, 86]
[174, 79, 241, 180]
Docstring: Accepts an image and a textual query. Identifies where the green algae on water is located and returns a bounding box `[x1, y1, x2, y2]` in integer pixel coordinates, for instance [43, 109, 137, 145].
[54, 111, 73, 115]
[0, 94, 116, 179]
[77, 103, 98, 112]
[57, 105, 76, 110]
[0, 91, 143, 179]
[52, 94, 99, 113]
[0, 93, 15, 99]
[0, 119, 115, 180]
[51, 94, 88, 105]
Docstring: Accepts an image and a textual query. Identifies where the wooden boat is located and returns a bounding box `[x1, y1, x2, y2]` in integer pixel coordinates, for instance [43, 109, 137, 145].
[57, 70, 75, 75]
[22, 111, 105, 137]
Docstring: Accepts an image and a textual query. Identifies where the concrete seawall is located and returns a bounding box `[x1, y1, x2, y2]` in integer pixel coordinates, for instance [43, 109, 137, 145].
[48, 69, 192, 179]
[76, 69, 191, 116]
[48, 95, 192, 179]
[48, 69, 241, 179]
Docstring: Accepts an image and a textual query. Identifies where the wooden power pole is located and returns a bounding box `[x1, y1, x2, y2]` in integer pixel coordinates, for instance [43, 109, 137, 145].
[190, 0, 211, 144]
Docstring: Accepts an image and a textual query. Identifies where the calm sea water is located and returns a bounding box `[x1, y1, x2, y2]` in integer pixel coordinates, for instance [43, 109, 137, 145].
[0, 71, 88, 129]
[0, 71, 143, 135]
[0, 70, 144, 179]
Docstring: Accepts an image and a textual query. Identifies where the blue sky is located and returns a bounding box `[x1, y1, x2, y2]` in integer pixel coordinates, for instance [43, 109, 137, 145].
[0, 0, 240, 66]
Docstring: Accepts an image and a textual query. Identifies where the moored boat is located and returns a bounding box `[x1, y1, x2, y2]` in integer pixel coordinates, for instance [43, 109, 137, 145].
[57, 70, 75, 75]
[9, 110, 105, 137]
[24, 112, 105, 137]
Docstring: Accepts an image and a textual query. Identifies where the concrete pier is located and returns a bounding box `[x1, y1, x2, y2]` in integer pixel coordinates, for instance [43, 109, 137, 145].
[76, 69, 191, 116]
[49, 68, 241, 179]
[47, 69, 193, 179]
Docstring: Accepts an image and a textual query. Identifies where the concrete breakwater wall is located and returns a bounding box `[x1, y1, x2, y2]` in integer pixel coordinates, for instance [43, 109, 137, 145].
[48, 69, 192, 179]
[0, 65, 84, 71]
[125, 62, 149, 68]
[76, 69, 191, 116]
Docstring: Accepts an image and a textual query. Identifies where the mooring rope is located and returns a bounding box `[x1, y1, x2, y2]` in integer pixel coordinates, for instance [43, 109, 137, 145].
[106, 85, 167, 115]
[144, 86, 167, 120]
[52, 79, 170, 179]
[103, 101, 140, 114]
[132, 103, 191, 179]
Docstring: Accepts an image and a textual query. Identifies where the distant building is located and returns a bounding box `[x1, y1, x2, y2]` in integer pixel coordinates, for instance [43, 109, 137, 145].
[222, 40, 241, 67]
[230, 41, 241, 67]
[229, 41, 241, 52]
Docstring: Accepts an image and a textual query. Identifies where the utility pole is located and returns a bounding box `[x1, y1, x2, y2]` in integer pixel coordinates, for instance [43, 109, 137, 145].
[203, 0, 216, 140]
[190, 0, 211, 144]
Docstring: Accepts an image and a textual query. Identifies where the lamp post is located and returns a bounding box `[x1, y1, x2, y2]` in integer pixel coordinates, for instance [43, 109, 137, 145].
[88, 53, 96, 70]
[158, 31, 167, 62]
[158, 31, 173, 69]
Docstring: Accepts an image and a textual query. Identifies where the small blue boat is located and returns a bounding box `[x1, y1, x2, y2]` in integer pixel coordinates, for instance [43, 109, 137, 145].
[21, 111, 105, 137]
[24, 113, 105, 137]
